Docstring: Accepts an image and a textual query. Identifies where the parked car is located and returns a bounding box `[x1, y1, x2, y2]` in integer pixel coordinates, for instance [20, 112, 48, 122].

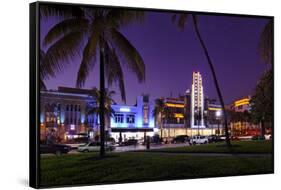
[190, 136, 209, 144]
[251, 135, 265, 140]
[119, 139, 138, 146]
[77, 142, 115, 152]
[40, 143, 72, 155]
[208, 135, 224, 143]
[106, 137, 116, 146]
[172, 135, 190, 144]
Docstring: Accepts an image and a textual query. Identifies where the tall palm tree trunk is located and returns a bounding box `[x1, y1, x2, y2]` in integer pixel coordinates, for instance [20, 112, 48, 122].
[99, 36, 106, 157]
[192, 15, 231, 147]
[160, 115, 163, 139]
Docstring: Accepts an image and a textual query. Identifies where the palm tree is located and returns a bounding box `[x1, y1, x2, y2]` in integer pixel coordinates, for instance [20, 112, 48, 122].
[172, 14, 231, 147]
[42, 8, 146, 157]
[87, 88, 115, 140]
[153, 98, 165, 138]
[88, 87, 116, 122]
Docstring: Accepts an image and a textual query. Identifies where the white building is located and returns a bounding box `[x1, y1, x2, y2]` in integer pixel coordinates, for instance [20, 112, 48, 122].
[191, 71, 205, 128]
[110, 96, 156, 141]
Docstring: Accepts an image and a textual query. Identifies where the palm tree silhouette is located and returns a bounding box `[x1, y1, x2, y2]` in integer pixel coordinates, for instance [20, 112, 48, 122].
[153, 98, 166, 139]
[87, 88, 116, 128]
[42, 8, 145, 157]
[172, 14, 231, 147]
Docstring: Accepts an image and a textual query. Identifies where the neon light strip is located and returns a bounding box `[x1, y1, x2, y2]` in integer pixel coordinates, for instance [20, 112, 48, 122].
[208, 107, 222, 111]
[165, 103, 184, 108]
[234, 102, 249, 107]
[234, 98, 250, 105]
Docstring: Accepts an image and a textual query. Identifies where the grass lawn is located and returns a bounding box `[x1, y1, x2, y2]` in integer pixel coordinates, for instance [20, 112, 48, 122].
[146, 140, 273, 154]
[40, 150, 273, 187]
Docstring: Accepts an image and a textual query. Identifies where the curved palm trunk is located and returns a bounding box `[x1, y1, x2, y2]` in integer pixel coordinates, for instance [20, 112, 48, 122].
[160, 113, 163, 139]
[192, 15, 231, 147]
[99, 37, 106, 157]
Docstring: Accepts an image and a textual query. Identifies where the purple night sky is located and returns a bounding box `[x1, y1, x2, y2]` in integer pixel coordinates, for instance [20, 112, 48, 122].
[41, 10, 270, 105]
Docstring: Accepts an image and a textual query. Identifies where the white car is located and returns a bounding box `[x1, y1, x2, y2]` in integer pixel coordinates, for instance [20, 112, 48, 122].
[77, 142, 115, 152]
[190, 136, 209, 144]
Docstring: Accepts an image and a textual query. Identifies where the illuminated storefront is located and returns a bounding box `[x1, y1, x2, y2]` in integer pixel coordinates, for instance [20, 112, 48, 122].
[110, 96, 156, 141]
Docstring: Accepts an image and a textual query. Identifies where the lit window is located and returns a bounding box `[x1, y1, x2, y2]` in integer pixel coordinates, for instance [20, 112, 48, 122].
[70, 124, 75, 130]
[114, 114, 124, 123]
[126, 115, 135, 123]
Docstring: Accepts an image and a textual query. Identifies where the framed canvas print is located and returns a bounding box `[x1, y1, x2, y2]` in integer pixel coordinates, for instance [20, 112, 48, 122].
[29, 1, 274, 188]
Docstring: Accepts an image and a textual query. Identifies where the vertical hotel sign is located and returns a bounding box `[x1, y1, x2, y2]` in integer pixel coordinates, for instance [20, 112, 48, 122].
[143, 105, 149, 125]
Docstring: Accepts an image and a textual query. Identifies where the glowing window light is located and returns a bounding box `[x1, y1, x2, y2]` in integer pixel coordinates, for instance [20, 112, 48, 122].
[234, 98, 250, 105]
[208, 107, 222, 111]
[165, 103, 184, 108]
[234, 101, 249, 107]
[174, 113, 184, 118]
[70, 124, 75, 130]
[120, 107, 131, 112]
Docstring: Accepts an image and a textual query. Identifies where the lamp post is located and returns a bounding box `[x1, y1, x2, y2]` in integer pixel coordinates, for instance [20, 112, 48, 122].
[216, 110, 222, 136]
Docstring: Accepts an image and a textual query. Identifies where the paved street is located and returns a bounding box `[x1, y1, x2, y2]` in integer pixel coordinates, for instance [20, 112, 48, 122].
[114, 143, 190, 152]
[41, 143, 191, 156]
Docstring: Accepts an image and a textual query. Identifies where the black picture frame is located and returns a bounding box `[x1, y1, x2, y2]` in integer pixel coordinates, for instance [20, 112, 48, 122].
[30, 1, 274, 188]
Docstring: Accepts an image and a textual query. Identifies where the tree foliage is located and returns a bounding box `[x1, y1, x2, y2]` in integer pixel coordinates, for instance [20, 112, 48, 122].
[250, 69, 273, 125]
[258, 20, 273, 65]
[42, 7, 145, 103]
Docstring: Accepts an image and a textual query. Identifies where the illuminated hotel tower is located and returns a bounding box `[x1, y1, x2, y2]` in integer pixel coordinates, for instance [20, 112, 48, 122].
[191, 71, 205, 128]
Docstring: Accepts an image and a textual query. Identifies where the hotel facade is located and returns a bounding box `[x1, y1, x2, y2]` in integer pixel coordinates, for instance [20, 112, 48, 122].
[40, 87, 156, 143]
[40, 72, 217, 143]
[110, 96, 156, 142]
[39, 72, 265, 143]
[40, 87, 98, 142]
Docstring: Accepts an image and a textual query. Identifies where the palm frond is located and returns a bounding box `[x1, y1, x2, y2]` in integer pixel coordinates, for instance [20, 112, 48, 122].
[109, 29, 145, 83]
[40, 77, 47, 90]
[104, 41, 126, 102]
[178, 14, 189, 30]
[89, 87, 100, 99]
[43, 18, 89, 47]
[106, 10, 145, 28]
[172, 13, 189, 31]
[76, 30, 100, 88]
[40, 4, 84, 18]
[40, 49, 55, 79]
[44, 31, 84, 75]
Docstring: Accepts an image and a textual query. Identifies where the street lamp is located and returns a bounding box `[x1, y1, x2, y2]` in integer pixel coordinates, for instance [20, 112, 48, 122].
[216, 110, 222, 136]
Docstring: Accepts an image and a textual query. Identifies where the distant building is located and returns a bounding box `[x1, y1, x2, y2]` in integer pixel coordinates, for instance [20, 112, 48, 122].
[156, 96, 188, 138]
[229, 96, 264, 136]
[205, 100, 223, 135]
[232, 96, 251, 112]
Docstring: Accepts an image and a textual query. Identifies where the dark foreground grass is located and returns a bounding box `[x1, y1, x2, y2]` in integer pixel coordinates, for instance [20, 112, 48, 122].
[40, 151, 273, 187]
[147, 140, 273, 154]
